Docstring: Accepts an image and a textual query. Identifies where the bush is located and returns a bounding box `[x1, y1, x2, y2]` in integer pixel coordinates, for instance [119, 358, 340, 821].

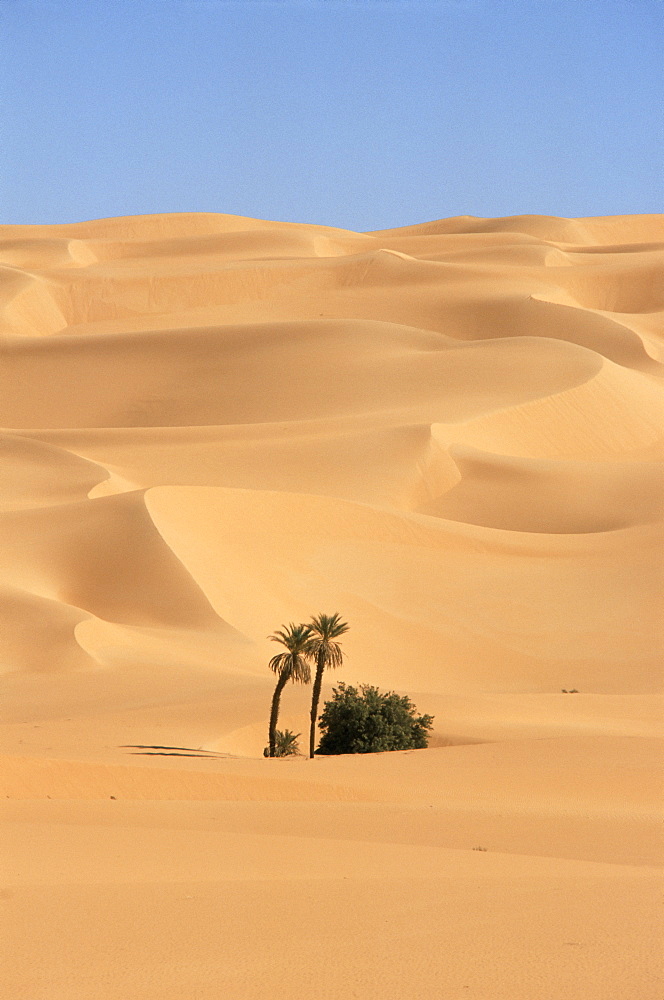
[264, 729, 302, 757]
[316, 683, 434, 755]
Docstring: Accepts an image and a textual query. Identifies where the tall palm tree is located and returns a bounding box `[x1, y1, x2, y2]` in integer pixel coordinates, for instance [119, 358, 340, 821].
[267, 623, 312, 758]
[307, 612, 349, 758]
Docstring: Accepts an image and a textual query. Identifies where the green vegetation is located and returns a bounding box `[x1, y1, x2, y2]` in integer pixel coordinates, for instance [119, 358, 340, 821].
[316, 682, 434, 755]
[266, 623, 312, 758]
[269, 729, 302, 757]
[306, 612, 349, 759]
[264, 614, 433, 757]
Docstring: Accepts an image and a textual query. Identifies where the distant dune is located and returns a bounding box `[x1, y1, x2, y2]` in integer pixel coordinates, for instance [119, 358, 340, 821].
[1, 212, 662, 999]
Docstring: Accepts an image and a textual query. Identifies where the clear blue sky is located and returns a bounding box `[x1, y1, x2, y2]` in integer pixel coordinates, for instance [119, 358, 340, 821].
[1, 0, 661, 230]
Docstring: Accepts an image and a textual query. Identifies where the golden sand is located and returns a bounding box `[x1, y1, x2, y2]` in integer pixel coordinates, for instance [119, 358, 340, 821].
[1, 212, 662, 998]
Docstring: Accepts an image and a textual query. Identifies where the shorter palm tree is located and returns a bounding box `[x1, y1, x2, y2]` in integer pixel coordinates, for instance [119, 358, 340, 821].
[307, 613, 349, 758]
[267, 623, 312, 758]
[274, 729, 302, 757]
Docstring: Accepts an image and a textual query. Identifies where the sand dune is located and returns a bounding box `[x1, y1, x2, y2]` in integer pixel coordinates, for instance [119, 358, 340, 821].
[1, 211, 662, 998]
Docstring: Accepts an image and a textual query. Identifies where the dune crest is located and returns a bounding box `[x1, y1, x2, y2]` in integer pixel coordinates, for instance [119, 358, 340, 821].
[1, 210, 660, 702]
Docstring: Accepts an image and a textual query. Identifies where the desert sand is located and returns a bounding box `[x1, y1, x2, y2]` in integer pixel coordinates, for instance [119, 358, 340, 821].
[0, 210, 662, 998]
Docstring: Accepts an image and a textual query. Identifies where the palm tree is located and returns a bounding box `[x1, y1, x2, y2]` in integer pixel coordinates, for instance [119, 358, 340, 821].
[273, 729, 302, 757]
[267, 623, 312, 758]
[307, 613, 349, 758]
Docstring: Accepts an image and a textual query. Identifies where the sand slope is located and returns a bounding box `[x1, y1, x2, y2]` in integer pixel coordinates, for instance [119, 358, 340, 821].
[1, 211, 662, 998]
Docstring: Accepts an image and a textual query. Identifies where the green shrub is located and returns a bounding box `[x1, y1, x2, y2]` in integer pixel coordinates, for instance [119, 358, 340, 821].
[316, 683, 434, 755]
[266, 729, 302, 757]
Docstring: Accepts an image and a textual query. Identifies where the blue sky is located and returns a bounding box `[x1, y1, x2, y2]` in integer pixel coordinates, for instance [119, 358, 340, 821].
[1, 0, 661, 230]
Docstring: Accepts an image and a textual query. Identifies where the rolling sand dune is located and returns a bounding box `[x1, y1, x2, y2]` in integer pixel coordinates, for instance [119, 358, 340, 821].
[1, 212, 662, 998]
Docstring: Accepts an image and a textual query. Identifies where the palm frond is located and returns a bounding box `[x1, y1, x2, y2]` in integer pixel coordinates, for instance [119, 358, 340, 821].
[267, 622, 313, 683]
[290, 656, 311, 685]
[305, 637, 344, 668]
[268, 622, 312, 648]
[306, 613, 348, 670]
[268, 651, 290, 675]
[309, 612, 350, 640]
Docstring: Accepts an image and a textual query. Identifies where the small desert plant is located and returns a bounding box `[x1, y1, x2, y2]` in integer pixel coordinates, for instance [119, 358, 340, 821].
[273, 729, 302, 756]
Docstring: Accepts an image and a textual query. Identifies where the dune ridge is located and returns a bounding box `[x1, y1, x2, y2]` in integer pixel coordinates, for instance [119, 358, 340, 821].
[1, 211, 662, 999]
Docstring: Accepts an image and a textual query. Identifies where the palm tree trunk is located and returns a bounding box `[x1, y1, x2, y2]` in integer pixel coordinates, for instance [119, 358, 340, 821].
[269, 671, 289, 757]
[309, 652, 325, 759]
